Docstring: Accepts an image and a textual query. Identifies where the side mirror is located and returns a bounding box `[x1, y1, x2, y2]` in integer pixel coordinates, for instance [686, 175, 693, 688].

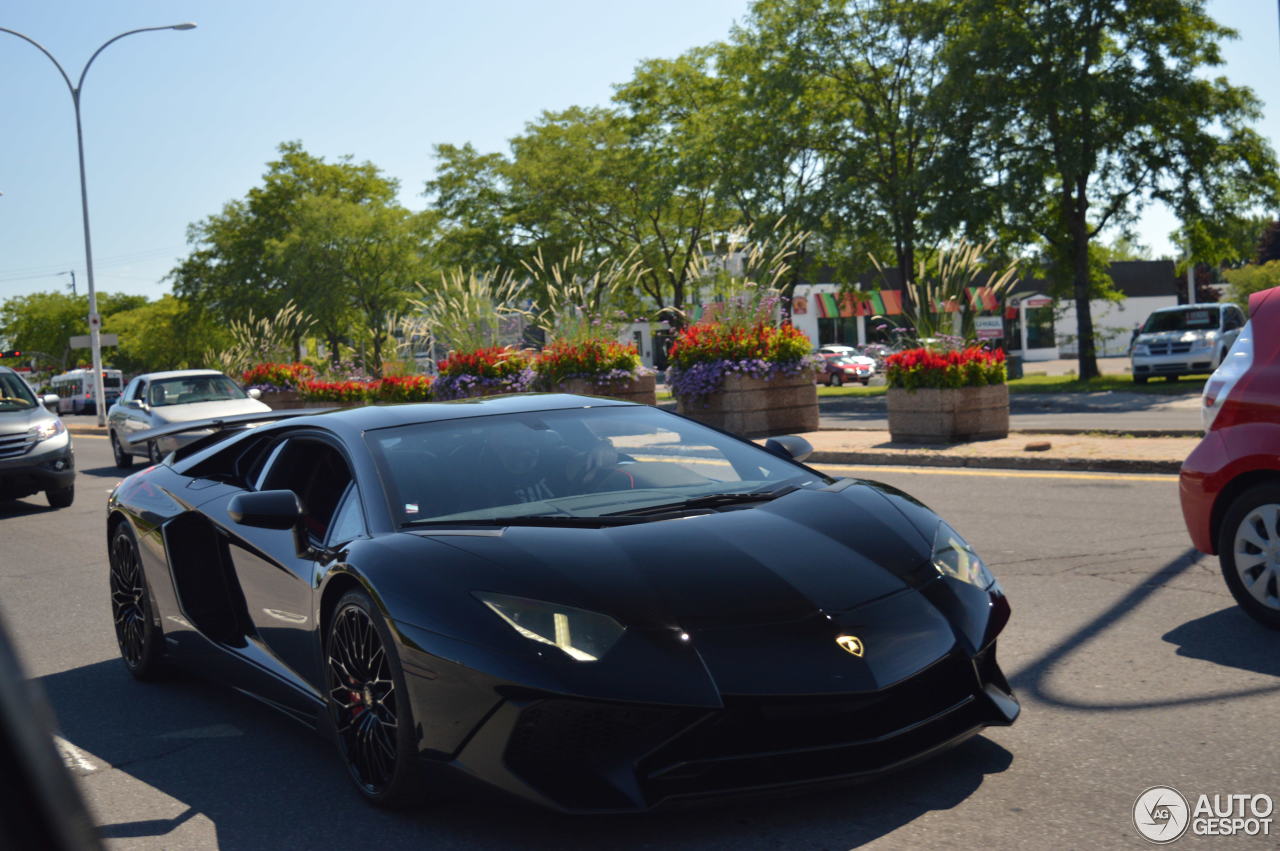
[228, 490, 319, 559]
[228, 490, 304, 529]
[763, 434, 814, 464]
[125, 399, 145, 410]
[41, 394, 58, 410]
[247, 388, 262, 400]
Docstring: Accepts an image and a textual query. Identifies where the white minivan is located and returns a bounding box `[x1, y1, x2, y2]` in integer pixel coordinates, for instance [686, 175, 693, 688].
[1130, 303, 1246, 384]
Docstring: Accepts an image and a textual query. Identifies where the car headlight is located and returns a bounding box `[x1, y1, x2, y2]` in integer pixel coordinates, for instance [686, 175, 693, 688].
[1189, 336, 1214, 353]
[474, 592, 626, 662]
[1132, 344, 1150, 356]
[28, 419, 66, 444]
[931, 521, 995, 589]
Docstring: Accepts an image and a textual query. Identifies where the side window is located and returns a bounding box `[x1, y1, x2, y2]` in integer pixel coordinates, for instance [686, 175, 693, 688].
[327, 484, 366, 546]
[128, 379, 147, 402]
[260, 438, 353, 541]
[1225, 308, 1244, 330]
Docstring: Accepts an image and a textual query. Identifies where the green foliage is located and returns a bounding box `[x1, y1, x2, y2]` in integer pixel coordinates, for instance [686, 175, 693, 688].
[405, 268, 530, 354]
[1223, 261, 1280, 309]
[0, 290, 145, 369]
[949, 0, 1280, 378]
[171, 141, 433, 374]
[109, 295, 226, 373]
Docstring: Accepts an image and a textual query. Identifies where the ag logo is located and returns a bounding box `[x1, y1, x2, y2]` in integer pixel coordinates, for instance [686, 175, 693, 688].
[835, 635, 864, 657]
[1133, 786, 1190, 843]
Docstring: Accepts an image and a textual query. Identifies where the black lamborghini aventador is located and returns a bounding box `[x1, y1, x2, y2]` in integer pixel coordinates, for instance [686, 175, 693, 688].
[106, 394, 1018, 812]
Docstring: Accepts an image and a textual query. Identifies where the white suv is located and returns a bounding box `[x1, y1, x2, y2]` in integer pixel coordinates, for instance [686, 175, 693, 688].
[1130, 303, 1246, 384]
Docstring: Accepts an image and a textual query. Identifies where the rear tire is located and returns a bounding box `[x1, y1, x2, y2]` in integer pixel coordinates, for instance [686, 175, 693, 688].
[1218, 483, 1280, 630]
[109, 523, 167, 678]
[111, 432, 134, 469]
[46, 485, 74, 508]
[860, 378, 871, 386]
[326, 590, 424, 807]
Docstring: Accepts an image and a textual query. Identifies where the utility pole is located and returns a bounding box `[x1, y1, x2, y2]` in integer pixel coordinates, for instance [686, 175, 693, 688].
[62, 270, 76, 296]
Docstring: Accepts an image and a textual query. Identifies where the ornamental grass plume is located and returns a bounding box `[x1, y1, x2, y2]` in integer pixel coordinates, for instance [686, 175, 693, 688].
[884, 346, 1006, 391]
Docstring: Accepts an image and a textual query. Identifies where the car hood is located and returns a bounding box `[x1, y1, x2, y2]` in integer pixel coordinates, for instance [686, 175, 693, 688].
[0, 405, 53, 436]
[399, 484, 935, 631]
[150, 398, 272, 423]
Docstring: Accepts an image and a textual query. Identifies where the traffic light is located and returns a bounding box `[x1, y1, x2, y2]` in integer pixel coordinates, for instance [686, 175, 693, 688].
[0, 350, 23, 359]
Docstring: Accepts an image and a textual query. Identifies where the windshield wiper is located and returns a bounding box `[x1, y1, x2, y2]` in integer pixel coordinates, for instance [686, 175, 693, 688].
[405, 514, 643, 529]
[603, 482, 804, 517]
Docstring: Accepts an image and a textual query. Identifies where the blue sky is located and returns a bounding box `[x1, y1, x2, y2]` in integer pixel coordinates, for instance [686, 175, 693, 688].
[1, 1, 1277, 305]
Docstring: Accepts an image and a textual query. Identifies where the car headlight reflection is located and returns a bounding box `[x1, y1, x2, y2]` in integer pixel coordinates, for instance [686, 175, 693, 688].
[931, 521, 996, 589]
[28, 419, 66, 444]
[474, 592, 626, 662]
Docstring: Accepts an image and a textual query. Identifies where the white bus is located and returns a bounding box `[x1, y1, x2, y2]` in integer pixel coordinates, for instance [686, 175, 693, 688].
[49, 368, 124, 415]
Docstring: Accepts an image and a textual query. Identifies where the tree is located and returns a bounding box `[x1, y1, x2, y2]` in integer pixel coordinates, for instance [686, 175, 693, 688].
[1222, 261, 1280, 309]
[1258, 220, 1280, 265]
[0, 291, 145, 369]
[108, 295, 226, 373]
[952, 0, 1280, 378]
[170, 141, 421, 364]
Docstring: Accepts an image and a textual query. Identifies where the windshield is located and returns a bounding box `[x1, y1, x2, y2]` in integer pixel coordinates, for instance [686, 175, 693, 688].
[149, 375, 247, 407]
[366, 406, 830, 525]
[1142, 308, 1220, 334]
[0, 372, 38, 411]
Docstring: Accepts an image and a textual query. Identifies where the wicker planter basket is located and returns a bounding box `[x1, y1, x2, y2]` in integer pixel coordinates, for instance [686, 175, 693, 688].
[676, 372, 818, 438]
[551, 373, 657, 406]
[886, 384, 1009, 443]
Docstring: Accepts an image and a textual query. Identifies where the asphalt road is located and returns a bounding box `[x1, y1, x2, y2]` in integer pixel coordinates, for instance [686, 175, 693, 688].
[2, 436, 1276, 849]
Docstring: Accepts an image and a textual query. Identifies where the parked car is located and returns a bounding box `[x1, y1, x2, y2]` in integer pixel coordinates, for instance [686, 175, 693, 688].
[107, 369, 269, 467]
[1179, 286, 1280, 629]
[0, 365, 74, 507]
[106, 395, 1018, 810]
[1131, 303, 1246, 383]
[819, 354, 874, 386]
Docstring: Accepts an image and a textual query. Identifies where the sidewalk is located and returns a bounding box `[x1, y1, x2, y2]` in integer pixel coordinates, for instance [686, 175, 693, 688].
[799, 429, 1193, 475]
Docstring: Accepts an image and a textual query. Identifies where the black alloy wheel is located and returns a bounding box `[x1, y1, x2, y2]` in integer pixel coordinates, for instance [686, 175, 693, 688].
[111, 432, 134, 469]
[108, 524, 164, 679]
[326, 590, 421, 807]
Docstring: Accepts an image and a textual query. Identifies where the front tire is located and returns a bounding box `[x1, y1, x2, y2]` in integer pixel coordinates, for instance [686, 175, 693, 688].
[109, 523, 166, 678]
[111, 432, 134, 469]
[326, 590, 423, 807]
[1218, 483, 1280, 630]
[1133, 375, 1148, 385]
[46, 485, 74, 508]
[147, 441, 163, 465]
[830, 374, 843, 387]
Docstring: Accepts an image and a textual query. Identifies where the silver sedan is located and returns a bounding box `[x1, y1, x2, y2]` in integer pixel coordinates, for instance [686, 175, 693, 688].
[107, 369, 271, 467]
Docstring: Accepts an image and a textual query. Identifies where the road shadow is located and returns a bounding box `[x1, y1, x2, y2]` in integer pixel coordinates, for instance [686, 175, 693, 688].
[0, 497, 55, 517]
[40, 659, 1011, 849]
[1162, 606, 1280, 678]
[77, 464, 133, 481]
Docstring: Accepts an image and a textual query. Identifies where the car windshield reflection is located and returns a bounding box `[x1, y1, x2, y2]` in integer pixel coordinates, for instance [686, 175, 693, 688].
[149, 375, 247, 407]
[366, 406, 827, 525]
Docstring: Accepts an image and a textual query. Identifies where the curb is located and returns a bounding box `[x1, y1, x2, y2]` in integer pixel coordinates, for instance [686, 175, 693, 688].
[817, 426, 1203, 438]
[807, 450, 1181, 475]
[66, 424, 108, 437]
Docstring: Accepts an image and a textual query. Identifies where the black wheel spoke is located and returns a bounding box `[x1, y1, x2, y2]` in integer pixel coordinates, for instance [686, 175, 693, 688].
[109, 531, 150, 668]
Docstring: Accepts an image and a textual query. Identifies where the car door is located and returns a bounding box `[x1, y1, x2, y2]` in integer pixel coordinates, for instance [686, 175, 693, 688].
[117, 378, 153, 449]
[224, 434, 356, 690]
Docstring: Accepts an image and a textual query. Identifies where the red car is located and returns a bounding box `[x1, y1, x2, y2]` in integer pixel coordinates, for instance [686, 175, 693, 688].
[818, 354, 874, 386]
[1179, 285, 1280, 629]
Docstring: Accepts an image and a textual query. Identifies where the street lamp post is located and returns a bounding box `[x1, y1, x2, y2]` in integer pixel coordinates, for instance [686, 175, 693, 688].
[0, 23, 196, 425]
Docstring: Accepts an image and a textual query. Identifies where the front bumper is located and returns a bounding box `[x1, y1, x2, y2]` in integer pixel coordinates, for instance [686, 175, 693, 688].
[0, 432, 75, 499]
[1132, 351, 1215, 377]
[445, 643, 1018, 813]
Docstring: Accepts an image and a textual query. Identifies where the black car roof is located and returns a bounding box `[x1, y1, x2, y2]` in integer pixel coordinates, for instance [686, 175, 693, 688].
[281, 393, 637, 435]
